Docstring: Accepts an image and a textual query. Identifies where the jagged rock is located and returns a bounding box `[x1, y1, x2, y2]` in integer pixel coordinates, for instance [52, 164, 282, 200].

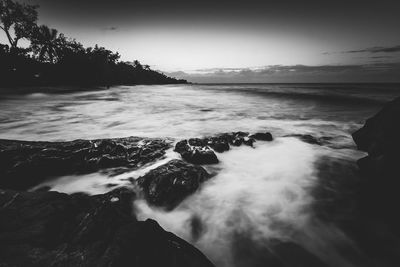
[136, 159, 210, 210]
[249, 132, 273, 141]
[175, 140, 219, 164]
[204, 136, 230, 153]
[0, 137, 171, 190]
[353, 96, 400, 157]
[0, 187, 215, 267]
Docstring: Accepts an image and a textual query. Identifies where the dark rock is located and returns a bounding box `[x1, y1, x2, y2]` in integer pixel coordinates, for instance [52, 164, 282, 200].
[352, 96, 400, 226]
[353, 96, 400, 156]
[349, 96, 400, 265]
[0, 137, 171, 190]
[175, 140, 219, 164]
[205, 136, 230, 153]
[243, 137, 256, 147]
[0, 187, 215, 267]
[136, 159, 210, 210]
[249, 132, 273, 141]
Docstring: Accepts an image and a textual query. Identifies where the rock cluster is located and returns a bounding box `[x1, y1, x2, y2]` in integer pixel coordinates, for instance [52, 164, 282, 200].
[0, 137, 170, 190]
[174, 131, 273, 164]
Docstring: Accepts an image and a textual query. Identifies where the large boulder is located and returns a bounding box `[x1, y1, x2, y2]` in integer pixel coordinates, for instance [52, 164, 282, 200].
[0, 137, 170, 190]
[353, 96, 400, 157]
[174, 140, 219, 164]
[349, 96, 400, 266]
[136, 159, 210, 210]
[352, 96, 400, 225]
[0, 187, 215, 267]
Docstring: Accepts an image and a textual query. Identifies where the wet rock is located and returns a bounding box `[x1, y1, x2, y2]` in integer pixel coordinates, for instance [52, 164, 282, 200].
[243, 137, 256, 147]
[175, 140, 219, 164]
[349, 96, 400, 265]
[136, 159, 210, 210]
[0, 137, 171, 190]
[205, 136, 230, 153]
[249, 132, 273, 141]
[0, 187, 215, 267]
[352, 96, 400, 225]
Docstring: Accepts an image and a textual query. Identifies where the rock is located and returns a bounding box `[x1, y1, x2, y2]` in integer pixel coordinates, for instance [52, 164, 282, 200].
[353, 96, 400, 156]
[0, 137, 171, 190]
[0, 187, 215, 267]
[349, 96, 400, 265]
[352, 96, 400, 225]
[175, 140, 219, 164]
[136, 159, 210, 210]
[249, 132, 273, 141]
[205, 136, 230, 153]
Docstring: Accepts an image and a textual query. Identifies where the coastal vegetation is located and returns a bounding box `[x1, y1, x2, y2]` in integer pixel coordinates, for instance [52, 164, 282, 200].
[0, 0, 186, 87]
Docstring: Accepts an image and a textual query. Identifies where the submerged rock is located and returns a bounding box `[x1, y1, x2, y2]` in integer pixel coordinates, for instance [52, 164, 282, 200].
[136, 159, 210, 210]
[0, 187, 215, 267]
[0, 137, 171, 190]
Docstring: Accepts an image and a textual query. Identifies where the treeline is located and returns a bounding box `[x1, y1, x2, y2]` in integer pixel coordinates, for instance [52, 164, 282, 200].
[0, 0, 186, 86]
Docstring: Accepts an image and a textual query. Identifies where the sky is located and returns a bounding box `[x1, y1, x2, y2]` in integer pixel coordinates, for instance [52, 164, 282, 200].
[2, 0, 400, 82]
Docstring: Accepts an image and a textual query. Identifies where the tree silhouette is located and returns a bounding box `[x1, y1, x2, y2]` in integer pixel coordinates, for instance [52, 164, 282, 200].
[0, 0, 38, 52]
[0, 0, 187, 86]
[30, 25, 65, 63]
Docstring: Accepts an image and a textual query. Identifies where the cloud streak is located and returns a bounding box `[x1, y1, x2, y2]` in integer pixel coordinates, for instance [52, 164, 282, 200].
[346, 45, 400, 54]
[324, 45, 400, 55]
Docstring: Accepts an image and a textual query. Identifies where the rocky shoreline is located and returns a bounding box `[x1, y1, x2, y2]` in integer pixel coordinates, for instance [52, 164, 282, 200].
[1, 96, 400, 266]
[0, 131, 276, 267]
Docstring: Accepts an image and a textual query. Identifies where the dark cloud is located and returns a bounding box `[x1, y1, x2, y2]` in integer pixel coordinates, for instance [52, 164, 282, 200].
[323, 45, 400, 55]
[345, 45, 400, 54]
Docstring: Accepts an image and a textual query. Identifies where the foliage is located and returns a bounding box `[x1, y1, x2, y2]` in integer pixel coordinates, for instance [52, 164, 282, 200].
[0, 0, 38, 50]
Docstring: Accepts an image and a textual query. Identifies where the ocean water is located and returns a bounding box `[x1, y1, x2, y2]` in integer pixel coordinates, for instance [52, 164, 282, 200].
[1, 83, 399, 266]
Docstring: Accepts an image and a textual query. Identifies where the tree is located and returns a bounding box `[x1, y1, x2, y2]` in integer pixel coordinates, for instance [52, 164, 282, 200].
[30, 25, 65, 63]
[133, 59, 143, 69]
[0, 0, 38, 51]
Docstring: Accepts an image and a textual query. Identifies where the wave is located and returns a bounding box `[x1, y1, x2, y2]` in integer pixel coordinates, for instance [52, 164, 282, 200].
[134, 138, 367, 267]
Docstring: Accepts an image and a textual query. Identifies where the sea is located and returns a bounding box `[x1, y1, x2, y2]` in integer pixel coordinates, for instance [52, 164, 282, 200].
[0, 83, 399, 267]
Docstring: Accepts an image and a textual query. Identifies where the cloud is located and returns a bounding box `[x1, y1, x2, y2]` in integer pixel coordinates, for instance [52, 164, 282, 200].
[346, 45, 400, 53]
[101, 26, 118, 31]
[165, 63, 400, 83]
[324, 45, 400, 55]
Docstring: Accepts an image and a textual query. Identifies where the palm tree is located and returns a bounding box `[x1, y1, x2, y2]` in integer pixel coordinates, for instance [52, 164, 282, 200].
[30, 25, 64, 63]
